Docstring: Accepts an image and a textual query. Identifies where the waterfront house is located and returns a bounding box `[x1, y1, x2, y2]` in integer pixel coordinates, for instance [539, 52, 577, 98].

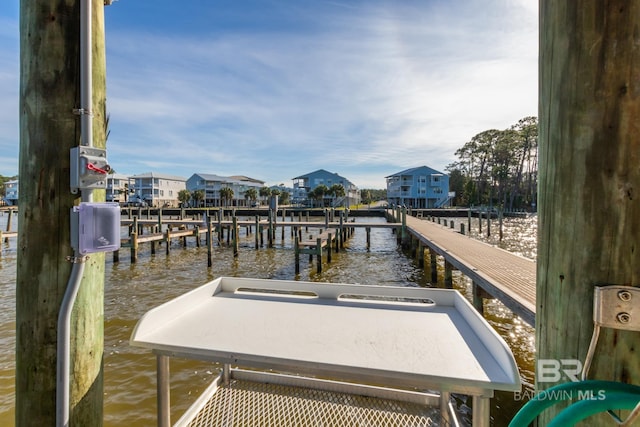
[129, 172, 186, 208]
[186, 173, 264, 207]
[106, 173, 130, 204]
[292, 169, 360, 207]
[386, 166, 450, 208]
[3, 179, 18, 206]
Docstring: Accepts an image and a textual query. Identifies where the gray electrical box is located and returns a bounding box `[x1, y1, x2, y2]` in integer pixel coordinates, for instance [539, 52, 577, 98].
[71, 202, 121, 255]
[70, 146, 110, 192]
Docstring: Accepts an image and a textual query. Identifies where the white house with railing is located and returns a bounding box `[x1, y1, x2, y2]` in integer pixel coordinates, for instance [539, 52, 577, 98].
[106, 173, 130, 204]
[129, 172, 186, 208]
[186, 173, 264, 207]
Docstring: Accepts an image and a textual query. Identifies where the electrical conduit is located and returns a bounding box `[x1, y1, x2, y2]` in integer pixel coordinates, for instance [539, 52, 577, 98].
[56, 0, 93, 425]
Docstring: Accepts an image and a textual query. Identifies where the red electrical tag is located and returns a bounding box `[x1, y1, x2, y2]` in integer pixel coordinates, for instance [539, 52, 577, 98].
[87, 163, 108, 174]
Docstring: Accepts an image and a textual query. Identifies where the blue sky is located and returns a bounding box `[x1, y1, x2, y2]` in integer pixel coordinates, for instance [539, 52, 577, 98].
[0, 0, 537, 189]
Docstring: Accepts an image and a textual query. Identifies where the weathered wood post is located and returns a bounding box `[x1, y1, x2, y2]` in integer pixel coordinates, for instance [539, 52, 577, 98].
[254, 216, 259, 249]
[339, 213, 344, 249]
[537, 2, 640, 425]
[207, 215, 213, 267]
[366, 226, 371, 251]
[5, 209, 13, 243]
[131, 232, 138, 263]
[430, 249, 438, 284]
[17, 1, 108, 425]
[294, 234, 300, 274]
[232, 216, 239, 257]
[316, 237, 323, 273]
[444, 261, 453, 289]
[268, 211, 273, 248]
[486, 204, 491, 238]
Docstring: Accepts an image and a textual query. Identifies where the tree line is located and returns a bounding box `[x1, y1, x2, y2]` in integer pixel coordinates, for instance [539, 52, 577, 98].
[446, 116, 538, 211]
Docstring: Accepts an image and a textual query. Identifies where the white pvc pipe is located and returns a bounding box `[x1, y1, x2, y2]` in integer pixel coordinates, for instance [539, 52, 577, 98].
[56, 260, 86, 427]
[57, 1, 93, 426]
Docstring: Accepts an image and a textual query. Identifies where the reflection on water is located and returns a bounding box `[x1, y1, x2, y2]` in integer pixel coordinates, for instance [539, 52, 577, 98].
[0, 213, 537, 426]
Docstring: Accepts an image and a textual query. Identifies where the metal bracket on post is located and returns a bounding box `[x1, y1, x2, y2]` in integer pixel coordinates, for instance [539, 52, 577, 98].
[582, 285, 640, 425]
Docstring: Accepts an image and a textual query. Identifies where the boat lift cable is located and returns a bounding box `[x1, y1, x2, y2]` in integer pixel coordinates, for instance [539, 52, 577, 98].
[57, 0, 93, 425]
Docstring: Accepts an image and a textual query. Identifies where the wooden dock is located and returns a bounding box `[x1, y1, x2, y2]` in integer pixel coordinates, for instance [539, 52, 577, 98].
[294, 228, 339, 274]
[389, 209, 536, 326]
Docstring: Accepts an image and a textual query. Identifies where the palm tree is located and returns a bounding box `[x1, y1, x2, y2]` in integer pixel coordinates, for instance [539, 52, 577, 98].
[309, 184, 329, 208]
[259, 186, 271, 204]
[220, 186, 234, 207]
[328, 184, 346, 207]
[244, 188, 258, 207]
[178, 189, 191, 207]
[192, 189, 205, 207]
[279, 190, 290, 205]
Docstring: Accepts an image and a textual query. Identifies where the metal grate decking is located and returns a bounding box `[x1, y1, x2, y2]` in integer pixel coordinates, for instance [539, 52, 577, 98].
[183, 379, 442, 427]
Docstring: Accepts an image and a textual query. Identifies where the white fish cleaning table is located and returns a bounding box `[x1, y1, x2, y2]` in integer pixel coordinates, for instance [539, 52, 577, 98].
[130, 277, 521, 426]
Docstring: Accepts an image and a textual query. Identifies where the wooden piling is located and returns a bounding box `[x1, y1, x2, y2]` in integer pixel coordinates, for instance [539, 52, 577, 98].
[294, 234, 300, 274]
[131, 233, 138, 263]
[5, 209, 13, 243]
[254, 217, 259, 249]
[233, 217, 238, 257]
[472, 282, 484, 314]
[444, 261, 453, 289]
[430, 250, 438, 284]
[316, 237, 322, 273]
[537, 4, 640, 423]
[486, 207, 491, 237]
[207, 216, 213, 267]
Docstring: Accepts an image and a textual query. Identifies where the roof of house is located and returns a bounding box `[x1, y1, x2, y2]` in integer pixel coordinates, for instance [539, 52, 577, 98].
[229, 175, 265, 185]
[130, 172, 187, 181]
[385, 165, 446, 178]
[189, 173, 235, 182]
[189, 173, 264, 186]
[292, 169, 355, 185]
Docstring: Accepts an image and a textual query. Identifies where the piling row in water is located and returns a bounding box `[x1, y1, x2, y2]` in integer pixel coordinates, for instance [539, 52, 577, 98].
[117, 208, 365, 267]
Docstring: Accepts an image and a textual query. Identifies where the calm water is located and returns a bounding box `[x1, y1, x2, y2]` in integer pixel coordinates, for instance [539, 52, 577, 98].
[0, 212, 537, 426]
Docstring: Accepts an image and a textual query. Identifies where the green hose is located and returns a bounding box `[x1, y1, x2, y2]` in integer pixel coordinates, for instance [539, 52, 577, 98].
[548, 392, 640, 427]
[509, 380, 640, 426]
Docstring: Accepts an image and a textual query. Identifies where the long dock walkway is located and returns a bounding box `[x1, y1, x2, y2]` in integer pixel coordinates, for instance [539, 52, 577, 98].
[400, 212, 536, 326]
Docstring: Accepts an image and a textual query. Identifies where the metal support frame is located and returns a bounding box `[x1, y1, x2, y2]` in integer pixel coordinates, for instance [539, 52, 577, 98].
[582, 285, 640, 425]
[157, 355, 170, 427]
